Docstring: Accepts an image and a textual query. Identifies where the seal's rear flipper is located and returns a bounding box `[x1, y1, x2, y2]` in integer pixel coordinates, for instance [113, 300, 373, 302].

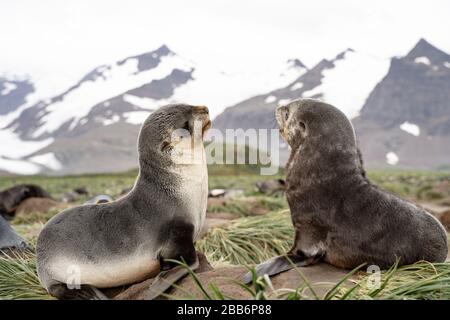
[146, 258, 199, 300]
[48, 282, 109, 300]
[242, 252, 324, 284]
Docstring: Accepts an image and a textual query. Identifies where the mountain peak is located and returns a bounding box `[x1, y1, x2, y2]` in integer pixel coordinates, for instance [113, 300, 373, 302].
[155, 44, 172, 56]
[335, 48, 355, 60]
[287, 58, 308, 70]
[406, 38, 450, 63]
[116, 44, 175, 73]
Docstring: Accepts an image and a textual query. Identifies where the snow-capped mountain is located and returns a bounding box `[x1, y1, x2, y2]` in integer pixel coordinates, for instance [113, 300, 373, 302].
[214, 39, 450, 170]
[213, 47, 390, 131]
[2, 39, 448, 174]
[7, 45, 193, 141]
[0, 45, 307, 175]
[353, 38, 450, 169]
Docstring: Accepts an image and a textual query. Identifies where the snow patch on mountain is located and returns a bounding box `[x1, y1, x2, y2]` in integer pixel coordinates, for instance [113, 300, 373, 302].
[102, 114, 121, 126]
[0, 82, 17, 95]
[290, 82, 303, 91]
[28, 152, 62, 171]
[123, 94, 156, 110]
[278, 99, 291, 106]
[0, 157, 41, 175]
[386, 152, 399, 165]
[123, 111, 152, 124]
[414, 56, 431, 65]
[0, 129, 53, 158]
[171, 60, 307, 119]
[302, 50, 390, 119]
[400, 122, 420, 136]
[31, 54, 192, 138]
[265, 95, 277, 103]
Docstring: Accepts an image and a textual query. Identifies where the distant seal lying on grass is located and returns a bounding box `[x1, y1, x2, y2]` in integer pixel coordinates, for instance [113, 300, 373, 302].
[243, 98, 448, 283]
[36, 104, 211, 299]
[0, 184, 51, 219]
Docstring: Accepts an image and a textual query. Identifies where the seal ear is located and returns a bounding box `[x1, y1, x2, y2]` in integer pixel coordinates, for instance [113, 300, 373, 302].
[299, 121, 306, 134]
[292, 121, 306, 139]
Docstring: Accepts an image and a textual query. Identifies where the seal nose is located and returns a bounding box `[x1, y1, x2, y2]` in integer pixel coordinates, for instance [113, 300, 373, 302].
[193, 105, 209, 114]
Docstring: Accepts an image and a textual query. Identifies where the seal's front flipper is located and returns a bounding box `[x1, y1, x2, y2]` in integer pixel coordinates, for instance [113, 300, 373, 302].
[48, 282, 109, 300]
[242, 252, 324, 284]
[0, 215, 30, 253]
[146, 258, 199, 300]
[147, 220, 199, 299]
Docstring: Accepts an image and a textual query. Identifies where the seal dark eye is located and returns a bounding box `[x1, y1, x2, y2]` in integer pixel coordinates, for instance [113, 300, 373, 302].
[284, 109, 289, 121]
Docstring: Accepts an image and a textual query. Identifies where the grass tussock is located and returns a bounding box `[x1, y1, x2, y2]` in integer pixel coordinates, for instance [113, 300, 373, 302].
[197, 210, 294, 265]
[11, 208, 61, 226]
[0, 242, 449, 300]
[170, 260, 450, 300]
[208, 196, 287, 217]
[340, 261, 450, 300]
[0, 251, 51, 300]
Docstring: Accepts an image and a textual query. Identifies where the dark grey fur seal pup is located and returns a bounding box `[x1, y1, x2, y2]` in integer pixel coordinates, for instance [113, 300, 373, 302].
[0, 184, 51, 219]
[243, 98, 447, 283]
[0, 215, 29, 253]
[36, 104, 211, 299]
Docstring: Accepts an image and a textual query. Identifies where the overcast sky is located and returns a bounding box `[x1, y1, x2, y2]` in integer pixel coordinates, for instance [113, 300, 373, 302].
[1, 0, 450, 93]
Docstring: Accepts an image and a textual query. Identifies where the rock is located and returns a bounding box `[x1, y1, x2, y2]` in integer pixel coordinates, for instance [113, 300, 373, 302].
[61, 191, 80, 203]
[209, 189, 226, 197]
[0, 215, 29, 253]
[114, 262, 356, 300]
[114, 252, 213, 300]
[0, 184, 52, 218]
[207, 197, 227, 207]
[256, 179, 286, 195]
[84, 195, 113, 204]
[208, 189, 244, 199]
[73, 187, 89, 195]
[15, 198, 67, 216]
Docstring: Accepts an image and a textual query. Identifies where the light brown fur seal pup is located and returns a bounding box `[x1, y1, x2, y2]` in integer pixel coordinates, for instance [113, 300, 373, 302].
[36, 104, 211, 299]
[243, 98, 447, 283]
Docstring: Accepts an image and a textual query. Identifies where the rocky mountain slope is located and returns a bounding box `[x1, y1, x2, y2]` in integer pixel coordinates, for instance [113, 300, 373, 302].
[1, 39, 448, 174]
[0, 45, 306, 175]
[353, 39, 450, 169]
[214, 39, 450, 170]
[0, 77, 34, 115]
[213, 48, 390, 131]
